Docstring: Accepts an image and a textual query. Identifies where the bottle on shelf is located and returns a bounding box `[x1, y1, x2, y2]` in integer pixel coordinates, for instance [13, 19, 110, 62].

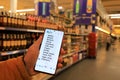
[21, 32, 27, 49]
[13, 32, 17, 50]
[11, 13, 14, 27]
[0, 11, 8, 27]
[36, 16, 43, 30]
[12, 13, 17, 28]
[10, 32, 14, 51]
[23, 33, 27, 49]
[0, 12, 4, 26]
[13, 14, 17, 28]
[16, 32, 20, 50]
[26, 33, 32, 48]
[31, 33, 36, 43]
[0, 32, 3, 52]
[20, 32, 23, 49]
[0, 12, 2, 26]
[17, 15, 21, 28]
[31, 15, 36, 29]
[2, 32, 6, 51]
[6, 33, 11, 51]
[20, 16, 23, 28]
[3, 12, 8, 27]
[8, 13, 11, 27]
[34, 15, 38, 29]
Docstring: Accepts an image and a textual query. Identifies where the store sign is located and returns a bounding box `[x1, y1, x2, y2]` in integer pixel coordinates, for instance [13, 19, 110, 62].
[73, 0, 97, 25]
[35, 2, 50, 17]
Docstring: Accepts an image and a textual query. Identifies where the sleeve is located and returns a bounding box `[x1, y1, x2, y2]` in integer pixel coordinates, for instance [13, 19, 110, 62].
[0, 56, 31, 80]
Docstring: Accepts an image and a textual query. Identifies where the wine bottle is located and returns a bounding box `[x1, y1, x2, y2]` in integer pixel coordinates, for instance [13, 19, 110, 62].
[8, 13, 11, 27]
[31, 15, 35, 29]
[13, 32, 17, 50]
[10, 14, 13, 28]
[2, 33, 6, 51]
[6, 33, 11, 51]
[21, 32, 24, 49]
[10, 32, 13, 51]
[0, 12, 4, 26]
[12, 13, 15, 27]
[28, 15, 33, 29]
[26, 33, 32, 48]
[19, 33, 22, 49]
[16, 32, 20, 50]
[0, 12, 2, 26]
[17, 15, 21, 28]
[23, 33, 27, 49]
[0, 32, 2, 51]
[19, 18, 22, 28]
[6, 12, 10, 27]
[3, 12, 8, 27]
[31, 33, 36, 44]
[21, 18, 24, 29]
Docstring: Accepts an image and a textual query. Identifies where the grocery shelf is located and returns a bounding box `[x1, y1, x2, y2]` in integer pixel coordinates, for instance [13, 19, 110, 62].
[62, 50, 87, 58]
[0, 27, 44, 33]
[41, 75, 53, 80]
[51, 12, 72, 21]
[41, 57, 85, 80]
[32, 49, 87, 80]
[32, 59, 82, 80]
[55, 57, 85, 75]
[0, 26, 88, 36]
[62, 53, 73, 58]
[0, 49, 28, 56]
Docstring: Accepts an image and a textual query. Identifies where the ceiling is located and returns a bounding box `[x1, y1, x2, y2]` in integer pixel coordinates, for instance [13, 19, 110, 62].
[101, 0, 120, 35]
[0, 0, 120, 35]
[102, 0, 120, 14]
[0, 0, 119, 15]
[0, 0, 73, 11]
[0, 0, 34, 10]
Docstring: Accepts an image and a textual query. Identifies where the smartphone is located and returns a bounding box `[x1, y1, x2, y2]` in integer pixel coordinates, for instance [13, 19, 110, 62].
[35, 29, 64, 74]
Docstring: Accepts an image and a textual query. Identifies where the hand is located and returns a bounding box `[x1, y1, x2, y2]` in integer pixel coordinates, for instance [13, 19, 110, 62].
[24, 35, 43, 76]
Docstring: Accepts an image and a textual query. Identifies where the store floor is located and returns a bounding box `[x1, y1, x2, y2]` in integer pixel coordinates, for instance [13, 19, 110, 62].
[49, 40, 120, 80]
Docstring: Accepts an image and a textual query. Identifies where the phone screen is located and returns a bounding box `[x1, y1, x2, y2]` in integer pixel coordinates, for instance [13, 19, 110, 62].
[35, 29, 64, 74]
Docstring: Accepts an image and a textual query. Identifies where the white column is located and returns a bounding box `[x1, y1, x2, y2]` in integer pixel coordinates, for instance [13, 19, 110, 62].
[10, 0, 17, 13]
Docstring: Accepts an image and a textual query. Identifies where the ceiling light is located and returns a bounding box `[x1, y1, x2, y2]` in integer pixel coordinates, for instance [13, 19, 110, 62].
[108, 14, 120, 17]
[110, 16, 120, 19]
[9, 9, 35, 13]
[95, 26, 109, 34]
[0, 6, 4, 9]
[58, 6, 63, 10]
[113, 25, 120, 27]
[95, 26, 115, 36]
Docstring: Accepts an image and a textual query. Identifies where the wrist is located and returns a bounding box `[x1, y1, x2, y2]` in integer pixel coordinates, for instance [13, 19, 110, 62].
[23, 55, 38, 76]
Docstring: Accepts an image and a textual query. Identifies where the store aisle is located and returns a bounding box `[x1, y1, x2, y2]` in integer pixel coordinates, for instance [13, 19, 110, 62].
[49, 40, 120, 80]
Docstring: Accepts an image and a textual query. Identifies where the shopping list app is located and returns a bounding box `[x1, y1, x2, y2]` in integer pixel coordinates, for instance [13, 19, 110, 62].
[35, 29, 64, 74]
